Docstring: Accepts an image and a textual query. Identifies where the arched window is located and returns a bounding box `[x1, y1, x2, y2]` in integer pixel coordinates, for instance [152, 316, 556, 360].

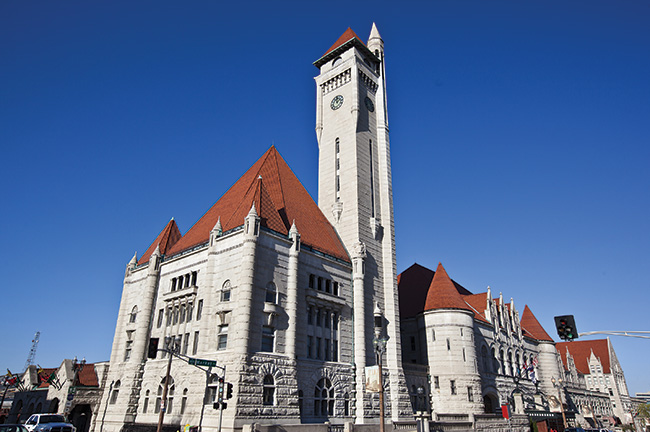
[143, 390, 149, 413]
[481, 346, 489, 373]
[265, 282, 277, 304]
[263, 375, 275, 406]
[492, 347, 499, 373]
[49, 398, 59, 413]
[343, 392, 350, 416]
[155, 377, 174, 413]
[314, 378, 334, 417]
[110, 380, 120, 404]
[507, 351, 513, 376]
[180, 388, 188, 414]
[499, 350, 505, 375]
[221, 280, 231, 302]
[129, 306, 138, 323]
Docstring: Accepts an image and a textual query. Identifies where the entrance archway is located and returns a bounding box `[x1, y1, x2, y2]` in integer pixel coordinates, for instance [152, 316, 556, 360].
[483, 393, 498, 414]
[69, 404, 92, 432]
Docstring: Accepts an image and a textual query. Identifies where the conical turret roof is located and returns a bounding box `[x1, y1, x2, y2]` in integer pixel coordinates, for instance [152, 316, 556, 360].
[424, 263, 473, 312]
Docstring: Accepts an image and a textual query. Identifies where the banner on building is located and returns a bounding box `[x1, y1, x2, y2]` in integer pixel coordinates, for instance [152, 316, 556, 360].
[365, 366, 381, 392]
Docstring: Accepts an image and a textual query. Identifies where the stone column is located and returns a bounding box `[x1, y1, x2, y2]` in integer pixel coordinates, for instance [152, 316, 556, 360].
[285, 222, 300, 359]
[352, 241, 367, 424]
[233, 204, 260, 355]
[133, 245, 161, 363]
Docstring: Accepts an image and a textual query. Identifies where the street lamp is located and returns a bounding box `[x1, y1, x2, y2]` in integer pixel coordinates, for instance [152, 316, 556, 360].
[157, 336, 181, 432]
[373, 303, 388, 432]
[551, 377, 568, 430]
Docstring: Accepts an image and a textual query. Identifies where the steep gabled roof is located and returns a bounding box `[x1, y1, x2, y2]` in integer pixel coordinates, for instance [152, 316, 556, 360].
[462, 293, 490, 323]
[556, 339, 611, 374]
[520, 305, 553, 342]
[314, 27, 377, 68]
[138, 218, 182, 265]
[165, 146, 349, 262]
[424, 263, 473, 312]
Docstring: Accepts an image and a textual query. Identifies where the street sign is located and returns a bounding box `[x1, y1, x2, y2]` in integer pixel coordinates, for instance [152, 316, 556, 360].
[188, 358, 217, 367]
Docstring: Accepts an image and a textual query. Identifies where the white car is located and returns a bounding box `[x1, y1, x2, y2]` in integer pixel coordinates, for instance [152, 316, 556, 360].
[24, 414, 76, 432]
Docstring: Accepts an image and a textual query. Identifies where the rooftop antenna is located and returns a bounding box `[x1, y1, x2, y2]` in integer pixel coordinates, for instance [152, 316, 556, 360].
[23, 331, 40, 371]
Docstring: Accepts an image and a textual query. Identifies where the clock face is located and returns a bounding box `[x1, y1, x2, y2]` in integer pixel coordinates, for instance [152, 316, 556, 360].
[330, 95, 344, 110]
[364, 96, 375, 112]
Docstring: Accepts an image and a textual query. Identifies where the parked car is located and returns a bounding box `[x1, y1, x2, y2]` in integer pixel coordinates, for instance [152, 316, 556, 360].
[24, 414, 76, 432]
[0, 425, 29, 432]
[565, 428, 586, 432]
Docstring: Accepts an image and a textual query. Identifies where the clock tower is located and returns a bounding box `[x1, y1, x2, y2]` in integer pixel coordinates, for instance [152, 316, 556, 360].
[314, 24, 410, 422]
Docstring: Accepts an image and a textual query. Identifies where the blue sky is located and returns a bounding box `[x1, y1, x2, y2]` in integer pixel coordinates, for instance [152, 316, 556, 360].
[1, 1, 648, 396]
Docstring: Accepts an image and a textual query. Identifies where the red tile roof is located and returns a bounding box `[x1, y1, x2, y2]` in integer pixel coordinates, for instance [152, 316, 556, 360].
[36, 368, 58, 388]
[520, 305, 554, 342]
[165, 146, 349, 262]
[424, 263, 473, 312]
[462, 293, 490, 323]
[556, 339, 611, 374]
[323, 28, 364, 58]
[138, 218, 182, 265]
[76, 364, 99, 387]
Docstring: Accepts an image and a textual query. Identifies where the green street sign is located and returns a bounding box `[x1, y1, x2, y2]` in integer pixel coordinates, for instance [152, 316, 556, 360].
[189, 358, 217, 367]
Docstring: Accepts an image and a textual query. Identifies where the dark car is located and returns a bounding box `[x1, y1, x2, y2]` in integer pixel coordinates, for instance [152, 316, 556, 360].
[0, 425, 30, 432]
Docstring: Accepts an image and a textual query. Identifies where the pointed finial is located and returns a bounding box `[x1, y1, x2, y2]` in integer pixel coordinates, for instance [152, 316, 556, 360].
[212, 216, 222, 232]
[258, 175, 262, 180]
[289, 219, 299, 236]
[248, 202, 258, 217]
[152, 243, 161, 256]
[129, 252, 137, 265]
[369, 22, 382, 41]
[170, 217, 174, 221]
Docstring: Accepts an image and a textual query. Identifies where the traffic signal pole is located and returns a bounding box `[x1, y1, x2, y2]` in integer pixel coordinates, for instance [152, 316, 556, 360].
[218, 366, 226, 432]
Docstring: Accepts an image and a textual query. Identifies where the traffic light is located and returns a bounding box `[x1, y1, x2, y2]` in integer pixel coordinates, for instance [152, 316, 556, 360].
[217, 377, 225, 403]
[554, 315, 578, 341]
[147, 338, 159, 359]
[226, 382, 233, 399]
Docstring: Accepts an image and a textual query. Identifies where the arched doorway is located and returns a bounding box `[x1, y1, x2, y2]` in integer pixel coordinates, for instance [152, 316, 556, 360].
[69, 404, 92, 432]
[483, 393, 498, 414]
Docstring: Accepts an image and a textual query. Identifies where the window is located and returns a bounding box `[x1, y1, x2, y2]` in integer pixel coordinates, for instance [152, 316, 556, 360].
[184, 274, 190, 288]
[332, 340, 338, 362]
[193, 331, 199, 355]
[187, 303, 193, 322]
[191, 271, 197, 286]
[450, 380, 456, 395]
[168, 383, 175, 413]
[325, 280, 331, 293]
[333, 282, 339, 296]
[324, 311, 330, 328]
[155, 384, 162, 413]
[182, 333, 189, 355]
[316, 337, 322, 360]
[263, 375, 275, 406]
[218, 325, 228, 350]
[431, 329, 436, 341]
[325, 339, 331, 361]
[221, 280, 231, 302]
[265, 282, 277, 304]
[308, 306, 313, 325]
[143, 390, 149, 413]
[316, 309, 322, 327]
[124, 331, 134, 361]
[110, 380, 120, 404]
[446, 338, 450, 351]
[166, 308, 172, 327]
[181, 389, 188, 414]
[467, 386, 473, 402]
[463, 348, 466, 362]
[197, 300, 203, 320]
[172, 306, 179, 325]
[180, 304, 186, 323]
[314, 378, 334, 417]
[434, 376, 439, 389]
[333, 313, 338, 330]
[410, 336, 416, 351]
[261, 326, 275, 352]
[171, 278, 177, 291]
[157, 309, 164, 328]
[307, 336, 313, 358]
[344, 392, 350, 416]
[309, 274, 315, 289]
[129, 306, 138, 323]
[318, 277, 323, 291]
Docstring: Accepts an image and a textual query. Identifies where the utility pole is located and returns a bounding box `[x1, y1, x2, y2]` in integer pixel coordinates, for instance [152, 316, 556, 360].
[374, 304, 388, 432]
[156, 336, 180, 432]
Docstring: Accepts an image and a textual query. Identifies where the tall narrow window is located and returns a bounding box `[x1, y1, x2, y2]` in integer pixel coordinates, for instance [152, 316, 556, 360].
[218, 325, 228, 350]
[130, 306, 138, 323]
[307, 336, 313, 358]
[110, 381, 120, 404]
[369, 140, 375, 217]
[263, 375, 275, 406]
[187, 303, 193, 322]
[333, 282, 339, 296]
[157, 309, 164, 328]
[193, 331, 199, 355]
[467, 386, 473, 402]
[314, 378, 334, 417]
[179, 304, 186, 323]
[261, 326, 275, 352]
[181, 389, 188, 414]
[191, 271, 197, 286]
[171, 278, 177, 291]
[197, 300, 203, 320]
[143, 390, 149, 413]
[309, 274, 315, 289]
[182, 333, 190, 355]
[124, 332, 133, 361]
[221, 280, 231, 302]
[450, 380, 457, 395]
[265, 282, 277, 304]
